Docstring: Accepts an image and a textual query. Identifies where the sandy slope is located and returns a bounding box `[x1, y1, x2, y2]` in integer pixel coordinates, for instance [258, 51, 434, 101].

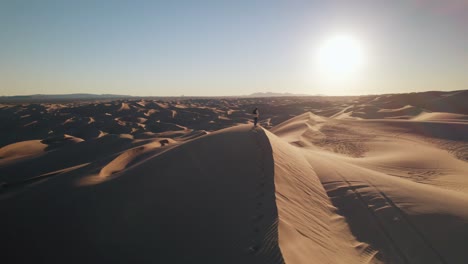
[266, 130, 379, 264]
[271, 112, 468, 264]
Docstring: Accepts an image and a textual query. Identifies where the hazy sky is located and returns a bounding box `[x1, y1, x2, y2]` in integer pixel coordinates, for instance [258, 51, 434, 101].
[1, 0, 467, 96]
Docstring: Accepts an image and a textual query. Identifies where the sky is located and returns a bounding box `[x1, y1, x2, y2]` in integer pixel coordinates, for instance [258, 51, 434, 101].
[1, 0, 467, 96]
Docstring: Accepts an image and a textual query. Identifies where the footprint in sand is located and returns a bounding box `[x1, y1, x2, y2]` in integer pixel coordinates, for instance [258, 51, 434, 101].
[248, 245, 260, 254]
[253, 214, 264, 222]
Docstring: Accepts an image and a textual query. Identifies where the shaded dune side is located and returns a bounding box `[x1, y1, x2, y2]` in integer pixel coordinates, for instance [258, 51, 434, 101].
[0, 134, 139, 185]
[265, 129, 380, 264]
[0, 125, 284, 264]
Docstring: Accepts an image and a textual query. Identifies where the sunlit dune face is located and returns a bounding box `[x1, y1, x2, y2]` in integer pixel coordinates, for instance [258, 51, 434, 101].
[317, 34, 364, 79]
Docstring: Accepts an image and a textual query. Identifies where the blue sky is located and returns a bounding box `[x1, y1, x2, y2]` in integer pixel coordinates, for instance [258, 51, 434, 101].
[1, 0, 467, 96]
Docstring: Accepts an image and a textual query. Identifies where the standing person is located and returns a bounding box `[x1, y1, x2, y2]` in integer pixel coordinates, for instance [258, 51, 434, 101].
[253, 107, 259, 127]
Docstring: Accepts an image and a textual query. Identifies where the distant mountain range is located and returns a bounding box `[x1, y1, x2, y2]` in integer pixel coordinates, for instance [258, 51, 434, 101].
[245, 92, 314, 97]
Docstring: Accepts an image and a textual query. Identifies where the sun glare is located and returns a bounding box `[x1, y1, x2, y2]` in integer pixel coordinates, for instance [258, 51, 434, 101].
[317, 34, 364, 79]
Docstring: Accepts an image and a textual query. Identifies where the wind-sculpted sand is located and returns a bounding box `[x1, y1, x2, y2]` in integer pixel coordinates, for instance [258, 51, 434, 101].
[270, 112, 468, 263]
[0, 90, 467, 263]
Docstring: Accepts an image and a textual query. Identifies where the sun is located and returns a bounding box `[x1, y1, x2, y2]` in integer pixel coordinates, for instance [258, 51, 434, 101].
[317, 34, 364, 78]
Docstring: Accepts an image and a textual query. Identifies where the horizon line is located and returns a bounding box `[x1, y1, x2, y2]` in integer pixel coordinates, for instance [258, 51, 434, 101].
[1, 89, 466, 99]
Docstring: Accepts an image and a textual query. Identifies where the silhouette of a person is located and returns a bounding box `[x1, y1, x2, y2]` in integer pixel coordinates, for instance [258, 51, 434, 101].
[253, 108, 259, 127]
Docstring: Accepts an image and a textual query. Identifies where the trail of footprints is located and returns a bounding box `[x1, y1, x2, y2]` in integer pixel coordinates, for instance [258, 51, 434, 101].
[248, 127, 268, 255]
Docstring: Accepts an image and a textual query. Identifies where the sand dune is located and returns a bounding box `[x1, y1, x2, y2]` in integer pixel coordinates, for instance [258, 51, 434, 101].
[1, 90, 467, 263]
[266, 129, 377, 264]
[97, 139, 176, 178]
[0, 140, 47, 160]
[270, 112, 468, 263]
[0, 125, 284, 264]
[2, 90, 466, 149]
[412, 112, 468, 122]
